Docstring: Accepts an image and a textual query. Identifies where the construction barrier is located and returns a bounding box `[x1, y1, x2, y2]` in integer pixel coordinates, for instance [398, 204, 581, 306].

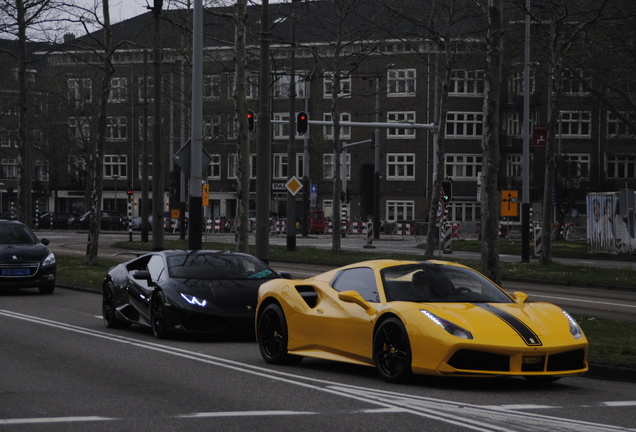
[443, 223, 453, 253]
[391, 223, 417, 240]
[534, 226, 542, 256]
[364, 221, 374, 248]
[348, 221, 368, 238]
[271, 220, 286, 235]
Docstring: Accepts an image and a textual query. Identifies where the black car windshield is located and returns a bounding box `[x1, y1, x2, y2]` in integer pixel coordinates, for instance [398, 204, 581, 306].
[167, 252, 277, 280]
[381, 263, 513, 303]
[0, 224, 38, 245]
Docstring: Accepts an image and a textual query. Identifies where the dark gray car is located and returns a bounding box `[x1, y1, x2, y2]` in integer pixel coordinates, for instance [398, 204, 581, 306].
[0, 219, 56, 294]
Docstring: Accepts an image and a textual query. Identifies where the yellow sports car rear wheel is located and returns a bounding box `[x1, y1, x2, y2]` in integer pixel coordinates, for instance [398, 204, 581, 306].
[257, 303, 303, 365]
[373, 317, 413, 383]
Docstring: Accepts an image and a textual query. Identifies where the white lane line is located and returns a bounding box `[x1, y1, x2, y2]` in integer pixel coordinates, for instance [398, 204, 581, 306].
[178, 410, 315, 418]
[0, 416, 115, 425]
[602, 401, 636, 407]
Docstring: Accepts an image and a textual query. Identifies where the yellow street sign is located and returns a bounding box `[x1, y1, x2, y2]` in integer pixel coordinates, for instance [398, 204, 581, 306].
[500, 190, 519, 217]
[202, 184, 209, 207]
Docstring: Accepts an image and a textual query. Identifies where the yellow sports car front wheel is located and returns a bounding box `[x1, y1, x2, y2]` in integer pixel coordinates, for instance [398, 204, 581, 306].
[373, 317, 413, 383]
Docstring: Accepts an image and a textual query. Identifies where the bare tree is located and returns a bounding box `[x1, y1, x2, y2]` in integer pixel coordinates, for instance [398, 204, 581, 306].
[531, 0, 608, 263]
[0, 0, 63, 226]
[85, 0, 114, 264]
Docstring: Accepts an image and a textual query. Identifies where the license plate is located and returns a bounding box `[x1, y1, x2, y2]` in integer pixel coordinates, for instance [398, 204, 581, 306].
[522, 356, 544, 364]
[1, 268, 31, 276]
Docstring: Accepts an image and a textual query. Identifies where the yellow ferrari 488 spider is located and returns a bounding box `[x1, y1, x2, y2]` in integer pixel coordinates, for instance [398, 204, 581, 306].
[256, 260, 588, 383]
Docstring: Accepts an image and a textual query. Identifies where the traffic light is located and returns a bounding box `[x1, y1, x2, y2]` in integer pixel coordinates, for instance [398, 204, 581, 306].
[247, 110, 255, 132]
[126, 188, 133, 197]
[297, 111, 308, 134]
[441, 178, 453, 203]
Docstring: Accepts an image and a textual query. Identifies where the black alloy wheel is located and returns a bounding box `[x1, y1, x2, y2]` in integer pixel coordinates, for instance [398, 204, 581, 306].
[257, 303, 302, 365]
[151, 291, 169, 339]
[102, 282, 131, 329]
[373, 317, 413, 383]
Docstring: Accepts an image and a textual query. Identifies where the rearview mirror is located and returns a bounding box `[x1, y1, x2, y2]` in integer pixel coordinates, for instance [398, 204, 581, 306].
[338, 290, 377, 316]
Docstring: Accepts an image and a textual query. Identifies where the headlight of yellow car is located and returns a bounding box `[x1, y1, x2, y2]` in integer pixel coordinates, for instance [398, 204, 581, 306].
[562, 310, 583, 339]
[421, 309, 473, 339]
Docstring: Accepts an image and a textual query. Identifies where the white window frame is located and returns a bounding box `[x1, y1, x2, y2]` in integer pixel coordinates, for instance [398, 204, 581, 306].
[606, 154, 636, 179]
[386, 153, 415, 180]
[273, 113, 290, 139]
[1, 159, 19, 179]
[67, 77, 92, 106]
[387, 111, 416, 138]
[69, 117, 90, 140]
[104, 154, 127, 179]
[446, 112, 483, 138]
[207, 154, 221, 180]
[506, 154, 523, 179]
[203, 74, 221, 100]
[449, 69, 484, 96]
[35, 160, 49, 181]
[108, 77, 127, 103]
[387, 69, 416, 96]
[323, 153, 350, 180]
[137, 76, 154, 102]
[273, 153, 288, 179]
[607, 111, 636, 138]
[445, 154, 483, 179]
[386, 200, 415, 221]
[106, 116, 128, 141]
[323, 72, 351, 99]
[272, 73, 308, 99]
[560, 111, 591, 138]
[323, 112, 351, 139]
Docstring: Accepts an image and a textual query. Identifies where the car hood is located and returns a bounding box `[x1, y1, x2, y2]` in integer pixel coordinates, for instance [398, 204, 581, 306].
[415, 301, 576, 346]
[0, 243, 50, 263]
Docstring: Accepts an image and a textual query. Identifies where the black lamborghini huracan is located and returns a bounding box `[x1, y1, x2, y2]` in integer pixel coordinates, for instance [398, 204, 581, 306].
[102, 249, 289, 338]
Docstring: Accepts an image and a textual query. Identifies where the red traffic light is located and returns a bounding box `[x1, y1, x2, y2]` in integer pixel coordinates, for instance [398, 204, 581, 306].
[297, 111, 308, 134]
[247, 110, 255, 132]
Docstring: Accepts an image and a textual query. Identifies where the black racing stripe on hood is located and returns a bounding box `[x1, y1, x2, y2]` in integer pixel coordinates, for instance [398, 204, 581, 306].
[475, 303, 542, 346]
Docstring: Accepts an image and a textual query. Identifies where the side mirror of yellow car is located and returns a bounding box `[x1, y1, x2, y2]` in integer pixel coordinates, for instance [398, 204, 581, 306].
[512, 291, 529, 304]
[338, 291, 377, 316]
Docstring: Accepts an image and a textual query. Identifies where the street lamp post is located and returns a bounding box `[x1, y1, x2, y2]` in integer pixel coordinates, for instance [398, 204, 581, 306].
[374, 63, 395, 239]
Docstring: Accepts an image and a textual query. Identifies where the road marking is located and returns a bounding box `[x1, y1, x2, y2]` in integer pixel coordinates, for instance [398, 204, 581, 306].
[178, 410, 316, 418]
[2, 309, 635, 432]
[0, 416, 114, 425]
[602, 401, 636, 407]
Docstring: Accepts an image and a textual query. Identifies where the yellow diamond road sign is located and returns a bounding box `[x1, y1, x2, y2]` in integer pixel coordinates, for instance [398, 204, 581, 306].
[285, 176, 303, 196]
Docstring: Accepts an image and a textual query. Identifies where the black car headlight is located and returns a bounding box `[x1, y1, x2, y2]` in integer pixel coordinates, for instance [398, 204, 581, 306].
[562, 310, 583, 340]
[421, 309, 473, 339]
[42, 252, 56, 267]
[180, 293, 208, 307]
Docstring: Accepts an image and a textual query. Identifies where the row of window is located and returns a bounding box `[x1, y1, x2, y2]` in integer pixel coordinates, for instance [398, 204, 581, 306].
[4, 152, 633, 183]
[58, 109, 635, 144]
[62, 66, 618, 109]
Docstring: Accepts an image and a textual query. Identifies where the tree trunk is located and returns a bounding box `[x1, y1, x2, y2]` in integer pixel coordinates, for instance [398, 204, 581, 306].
[234, 0, 250, 253]
[86, 0, 113, 264]
[480, 0, 503, 285]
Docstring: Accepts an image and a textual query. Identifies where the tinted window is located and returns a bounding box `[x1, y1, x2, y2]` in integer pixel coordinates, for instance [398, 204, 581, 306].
[0, 224, 38, 245]
[382, 263, 512, 303]
[167, 252, 276, 280]
[332, 268, 379, 302]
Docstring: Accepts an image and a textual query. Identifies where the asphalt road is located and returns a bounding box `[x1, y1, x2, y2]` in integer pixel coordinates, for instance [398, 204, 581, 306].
[1, 289, 636, 432]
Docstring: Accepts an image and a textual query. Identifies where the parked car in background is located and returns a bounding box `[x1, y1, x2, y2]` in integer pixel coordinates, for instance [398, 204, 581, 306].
[69, 211, 126, 231]
[0, 219, 56, 294]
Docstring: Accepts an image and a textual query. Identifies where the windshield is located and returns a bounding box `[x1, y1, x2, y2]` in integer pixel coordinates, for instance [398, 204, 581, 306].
[167, 252, 278, 280]
[381, 263, 513, 303]
[0, 224, 38, 245]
